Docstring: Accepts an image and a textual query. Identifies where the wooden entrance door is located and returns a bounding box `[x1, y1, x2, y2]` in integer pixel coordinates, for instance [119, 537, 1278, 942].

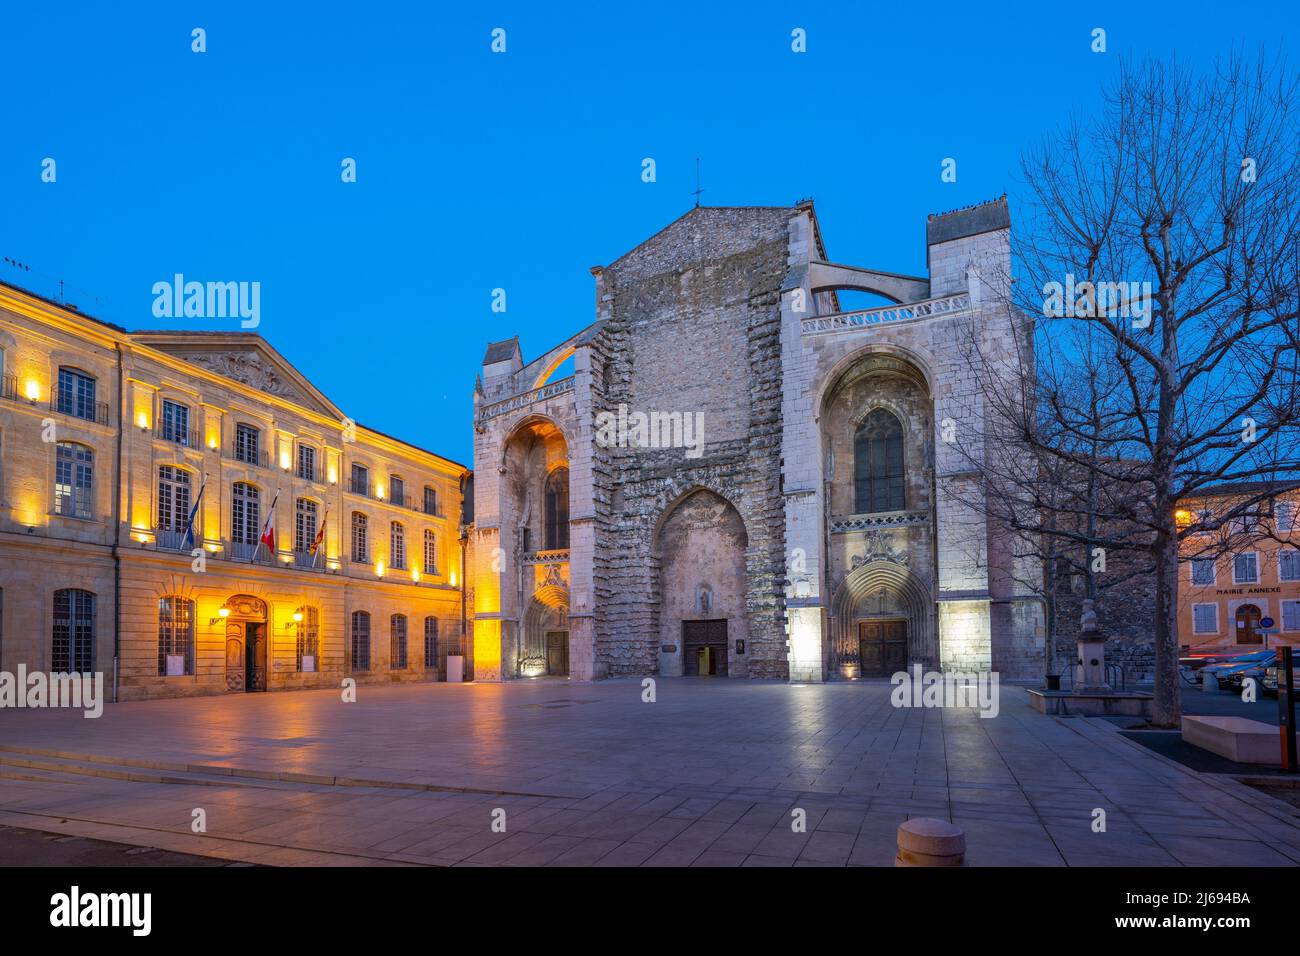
[245, 623, 267, 691]
[1236, 604, 1263, 645]
[225, 623, 245, 691]
[859, 620, 907, 678]
[683, 620, 728, 677]
[545, 631, 569, 676]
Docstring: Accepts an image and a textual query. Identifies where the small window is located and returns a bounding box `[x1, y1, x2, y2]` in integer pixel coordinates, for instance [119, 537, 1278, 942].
[391, 614, 408, 670]
[351, 512, 368, 562]
[350, 463, 369, 496]
[1281, 550, 1300, 583]
[54, 442, 94, 519]
[1277, 501, 1296, 534]
[158, 596, 195, 676]
[1192, 603, 1219, 635]
[297, 444, 316, 481]
[351, 611, 371, 671]
[424, 529, 437, 573]
[389, 476, 405, 508]
[1283, 600, 1300, 633]
[424, 617, 438, 670]
[56, 367, 98, 422]
[235, 423, 261, 465]
[161, 399, 191, 445]
[424, 486, 438, 516]
[296, 607, 320, 672]
[1233, 553, 1259, 585]
[391, 522, 406, 570]
[1190, 559, 1215, 587]
[53, 588, 96, 673]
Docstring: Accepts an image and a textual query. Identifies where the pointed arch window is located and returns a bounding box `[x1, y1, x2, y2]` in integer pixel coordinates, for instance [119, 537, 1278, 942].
[544, 467, 570, 550]
[853, 409, 905, 514]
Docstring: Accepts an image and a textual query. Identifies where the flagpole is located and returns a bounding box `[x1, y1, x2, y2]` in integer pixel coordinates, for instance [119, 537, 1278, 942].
[254, 488, 280, 563]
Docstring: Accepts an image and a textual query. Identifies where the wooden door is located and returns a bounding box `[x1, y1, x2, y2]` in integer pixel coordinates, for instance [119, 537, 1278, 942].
[859, 620, 907, 678]
[545, 630, 569, 676]
[246, 623, 268, 691]
[682, 620, 729, 677]
[225, 623, 245, 692]
[1236, 604, 1262, 645]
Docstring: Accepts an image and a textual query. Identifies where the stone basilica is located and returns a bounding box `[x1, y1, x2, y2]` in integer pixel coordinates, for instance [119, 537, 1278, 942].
[470, 197, 1044, 683]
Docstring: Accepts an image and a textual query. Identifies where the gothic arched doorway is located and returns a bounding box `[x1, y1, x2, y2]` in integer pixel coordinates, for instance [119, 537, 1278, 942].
[521, 586, 569, 677]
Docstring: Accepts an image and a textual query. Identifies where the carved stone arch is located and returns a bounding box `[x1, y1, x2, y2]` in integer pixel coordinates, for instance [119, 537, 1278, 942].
[502, 412, 572, 452]
[650, 483, 753, 557]
[815, 345, 935, 422]
[521, 585, 570, 676]
[532, 346, 576, 389]
[828, 560, 936, 675]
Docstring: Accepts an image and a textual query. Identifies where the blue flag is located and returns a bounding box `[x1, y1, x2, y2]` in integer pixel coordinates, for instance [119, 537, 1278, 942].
[181, 474, 206, 550]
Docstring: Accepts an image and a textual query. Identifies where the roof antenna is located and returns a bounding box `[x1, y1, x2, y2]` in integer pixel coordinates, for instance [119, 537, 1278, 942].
[692, 157, 704, 209]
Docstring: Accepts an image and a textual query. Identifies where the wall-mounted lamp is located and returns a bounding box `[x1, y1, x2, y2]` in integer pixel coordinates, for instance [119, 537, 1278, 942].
[375, 560, 385, 579]
[207, 436, 218, 450]
[24, 379, 40, 402]
[209, 605, 231, 626]
[411, 568, 421, 583]
[137, 412, 150, 431]
[283, 610, 304, 630]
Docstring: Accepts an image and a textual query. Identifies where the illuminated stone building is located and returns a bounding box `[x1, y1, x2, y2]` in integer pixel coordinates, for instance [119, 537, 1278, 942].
[0, 280, 468, 701]
[470, 199, 1043, 682]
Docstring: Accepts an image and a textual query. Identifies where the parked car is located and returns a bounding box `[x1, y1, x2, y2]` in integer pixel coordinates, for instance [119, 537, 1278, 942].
[1200, 651, 1275, 692]
[1263, 660, 1300, 697]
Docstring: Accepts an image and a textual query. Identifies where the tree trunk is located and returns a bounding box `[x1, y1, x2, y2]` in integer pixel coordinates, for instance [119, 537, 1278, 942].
[1151, 529, 1183, 727]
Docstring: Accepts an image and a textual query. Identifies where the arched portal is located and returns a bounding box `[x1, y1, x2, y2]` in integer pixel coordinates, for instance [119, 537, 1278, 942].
[829, 561, 935, 679]
[222, 594, 268, 692]
[654, 489, 749, 677]
[521, 585, 569, 676]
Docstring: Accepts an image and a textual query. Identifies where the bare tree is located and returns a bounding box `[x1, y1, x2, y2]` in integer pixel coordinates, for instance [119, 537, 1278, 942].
[964, 53, 1300, 727]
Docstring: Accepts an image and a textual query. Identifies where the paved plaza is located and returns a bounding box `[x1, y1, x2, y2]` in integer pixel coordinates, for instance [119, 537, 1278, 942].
[1, 679, 1298, 866]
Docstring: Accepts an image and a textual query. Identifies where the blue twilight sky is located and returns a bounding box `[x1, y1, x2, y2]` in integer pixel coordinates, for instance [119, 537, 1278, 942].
[0, 1, 1291, 465]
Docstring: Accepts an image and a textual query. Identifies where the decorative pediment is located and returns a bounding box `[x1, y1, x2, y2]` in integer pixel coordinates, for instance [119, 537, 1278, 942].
[133, 333, 341, 418]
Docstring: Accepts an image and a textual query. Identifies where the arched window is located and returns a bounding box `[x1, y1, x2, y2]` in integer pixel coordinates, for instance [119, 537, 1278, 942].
[158, 466, 192, 536]
[424, 617, 438, 671]
[351, 512, 368, 562]
[158, 596, 195, 676]
[296, 606, 320, 672]
[56, 367, 98, 422]
[853, 409, 905, 514]
[544, 467, 570, 550]
[231, 482, 260, 544]
[424, 529, 437, 574]
[54, 442, 94, 519]
[351, 611, 371, 671]
[295, 498, 318, 554]
[53, 588, 96, 673]
[391, 521, 406, 570]
[391, 613, 408, 669]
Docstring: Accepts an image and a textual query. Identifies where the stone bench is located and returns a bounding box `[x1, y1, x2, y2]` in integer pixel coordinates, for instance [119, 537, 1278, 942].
[1181, 715, 1279, 764]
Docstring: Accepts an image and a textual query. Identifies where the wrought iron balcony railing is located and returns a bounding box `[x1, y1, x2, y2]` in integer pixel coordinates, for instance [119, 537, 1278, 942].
[50, 387, 110, 425]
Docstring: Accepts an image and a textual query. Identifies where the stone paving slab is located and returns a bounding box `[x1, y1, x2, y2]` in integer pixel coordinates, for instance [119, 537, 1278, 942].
[1, 679, 1299, 866]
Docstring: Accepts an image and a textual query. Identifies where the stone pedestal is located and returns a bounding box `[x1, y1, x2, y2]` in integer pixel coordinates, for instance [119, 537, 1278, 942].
[895, 818, 965, 867]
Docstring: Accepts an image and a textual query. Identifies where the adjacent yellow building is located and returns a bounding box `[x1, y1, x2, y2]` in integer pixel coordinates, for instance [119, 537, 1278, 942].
[0, 280, 470, 701]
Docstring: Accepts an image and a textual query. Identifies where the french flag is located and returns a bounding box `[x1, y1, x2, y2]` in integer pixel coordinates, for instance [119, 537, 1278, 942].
[256, 490, 280, 561]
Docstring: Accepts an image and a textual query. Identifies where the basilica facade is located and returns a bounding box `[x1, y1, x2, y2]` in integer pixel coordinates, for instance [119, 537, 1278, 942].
[470, 198, 1044, 683]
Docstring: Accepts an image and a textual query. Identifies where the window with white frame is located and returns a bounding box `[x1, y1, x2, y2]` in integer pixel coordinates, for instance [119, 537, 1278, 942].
[297, 443, 316, 481]
[1190, 558, 1215, 586]
[351, 512, 368, 561]
[391, 521, 406, 570]
[1192, 603, 1219, 634]
[157, 465, 192, 533]
[161, 399, 191, 445]
[1283, 600, 1300, 633]
[1277, 500, 1296, 534]
[1233, 552, 1259, 584]
[54, 442, 94, 519]
[235, 423, 260, 465]
[1280, 550, 1300, 582]
[295, 498, 317, 553]
[231, 482, 260, 545]
[424, 529, 437, 574]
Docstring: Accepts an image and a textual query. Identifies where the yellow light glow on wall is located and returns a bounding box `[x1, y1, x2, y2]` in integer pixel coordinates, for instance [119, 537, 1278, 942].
[375, 560, 385, 578]
[207, 435, 218, 449]
[24, 378, 40, 401]
[328, 466, 338, 484]
[411, 568, 421, 583]
[449, 569, 457, 587]
[1175, 509, 1192, 527]
[376, 485, 385, 500]
[137, 411, 150, 429]
[280, 452, 292, 471]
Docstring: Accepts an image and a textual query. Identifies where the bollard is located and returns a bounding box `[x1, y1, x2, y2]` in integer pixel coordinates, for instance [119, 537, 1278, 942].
[895, 817, 965, 867]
